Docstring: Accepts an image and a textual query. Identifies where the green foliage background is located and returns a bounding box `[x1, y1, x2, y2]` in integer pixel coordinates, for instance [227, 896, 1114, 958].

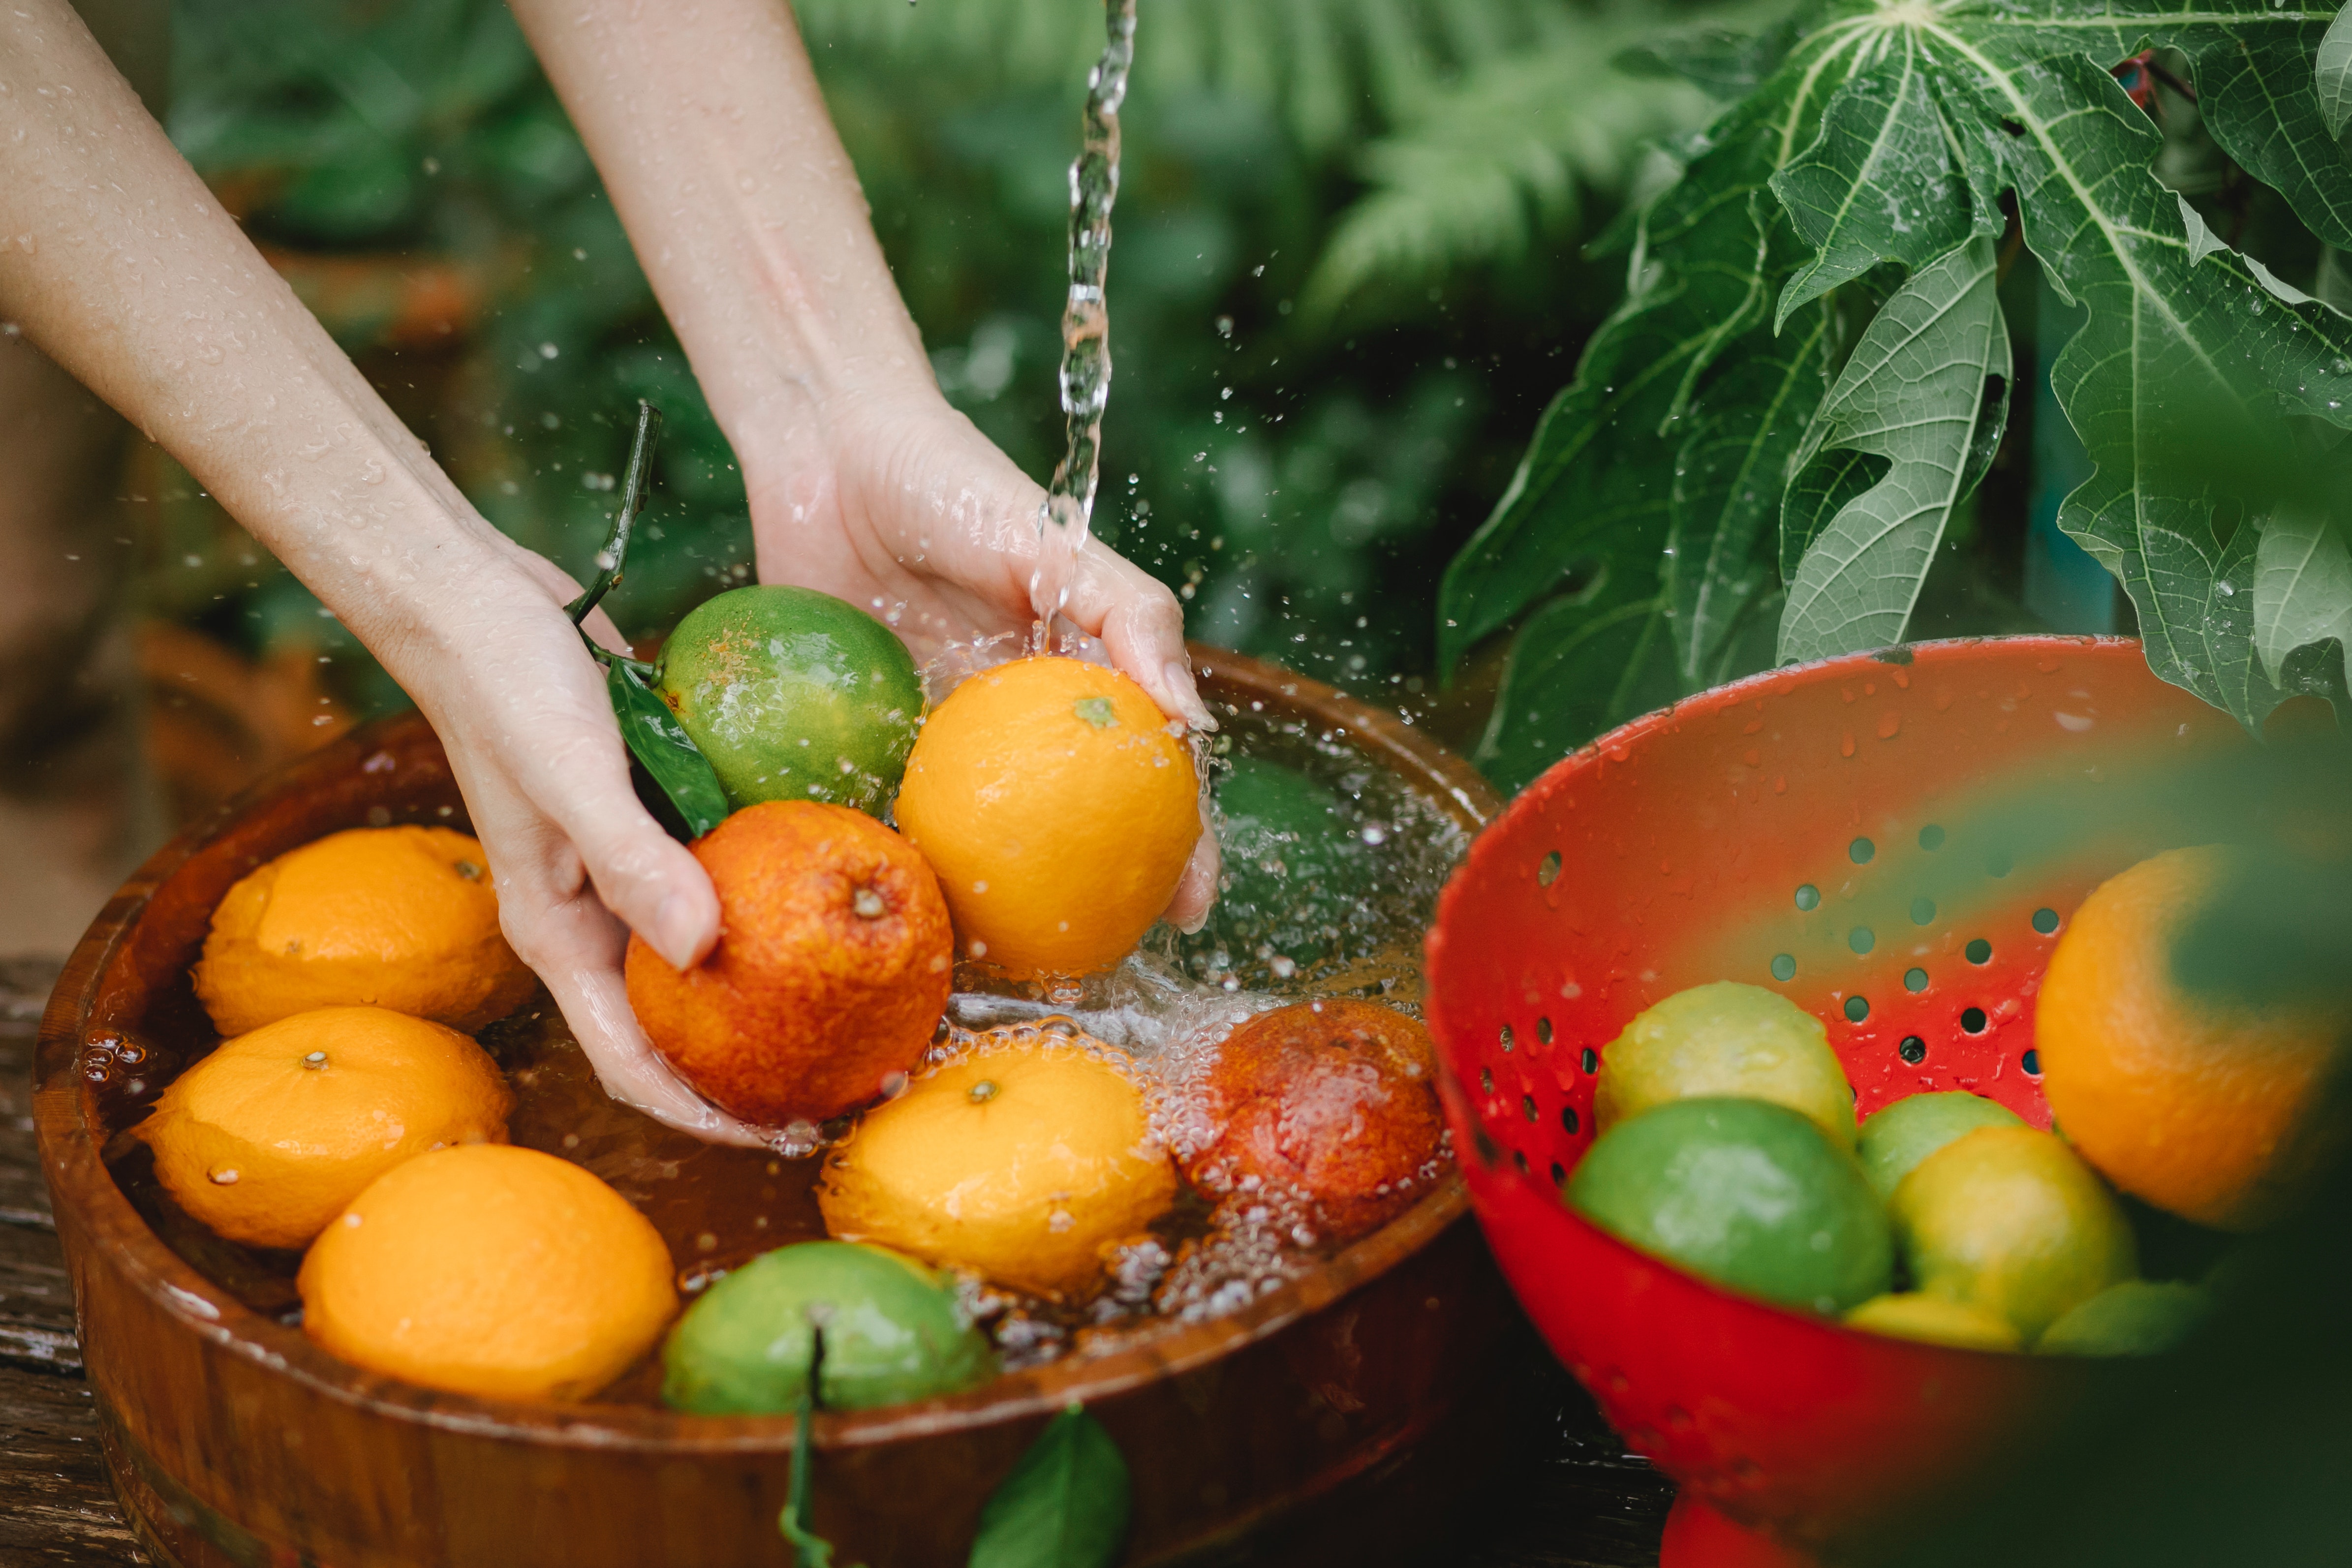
[153, 0, 1715, 716]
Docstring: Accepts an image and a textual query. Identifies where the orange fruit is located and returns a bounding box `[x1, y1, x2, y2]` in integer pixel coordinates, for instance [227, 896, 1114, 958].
[893, 657, 1200, 978]
[299, 1143, 676, 1401]
[625, 800, 953, 1127]
[817, 1028, 1178, 1298]
[193, 825, 535, 1036]
[2038, 846, 2344, 1230]
[1185, 999, 1446, 1243]
[138, 1005, 510, 1251]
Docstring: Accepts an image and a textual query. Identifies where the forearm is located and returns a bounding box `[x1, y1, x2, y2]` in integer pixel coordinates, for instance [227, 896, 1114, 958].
[0, 2, 537, 708]
[509, 0, 933, 453]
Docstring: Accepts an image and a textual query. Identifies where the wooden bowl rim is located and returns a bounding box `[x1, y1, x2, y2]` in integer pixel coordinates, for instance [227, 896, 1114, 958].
[35, 644, 1500, 1452]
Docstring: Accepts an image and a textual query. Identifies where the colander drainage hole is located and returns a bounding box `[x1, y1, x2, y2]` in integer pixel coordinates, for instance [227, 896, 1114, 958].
[1845, 995, 1870, 1022]
[1911, 896, 1937, 925]
[1961, 1006, 1988, 1034]
[1512, 1148, 1529, 1175]
[1919, 824, 1947, 851]
[1500, 1022, 1515, 1052]
[1851, 837, 1876, 864]
[1561, 1105, 1580, 1136]
[1480, 1067, 1493, 1095]
[1771, 953, 1796, 981]
[1965, 938, 1992, 964]
[1904, 967, 1929, 992]
[1899, 1036, 1927, 1064]
[1580, 1047, 1599, 1075]
[2022, 1048, 2043, 1076]
[1550, 1161, 1567, 1189]
[2033, 907, 2061, 934]
[1795, 883, 1821, 912]
[1521, 1093, 1539, 1123]
[1850, 926, 1875, 954]
[1538, 850, 1561, 887]
[1987, 849, 2014, 878]
[1537, 1016, 1554, 1045]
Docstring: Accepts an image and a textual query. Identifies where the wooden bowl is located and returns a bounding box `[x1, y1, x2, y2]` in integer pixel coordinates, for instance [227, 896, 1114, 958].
[34, 647, 1516, 1568]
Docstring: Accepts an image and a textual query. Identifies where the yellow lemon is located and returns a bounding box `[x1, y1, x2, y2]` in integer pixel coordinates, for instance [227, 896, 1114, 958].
[1845, 1292, 2022, 1352]
[299, 1144, 677, 1401]
[139, 1005, 509, 1251]
[817, 1030, 1178, 1298]
[1595, 981, 1856, 1148]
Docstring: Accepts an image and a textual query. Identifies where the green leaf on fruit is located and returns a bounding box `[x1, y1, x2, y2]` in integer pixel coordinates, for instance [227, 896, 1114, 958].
[966, 1405, 1131, 1568]
[603, 655, 728, 840]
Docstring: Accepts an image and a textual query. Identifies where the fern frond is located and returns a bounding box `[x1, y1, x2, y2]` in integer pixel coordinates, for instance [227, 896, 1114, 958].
[1303, 40, 1711, 316]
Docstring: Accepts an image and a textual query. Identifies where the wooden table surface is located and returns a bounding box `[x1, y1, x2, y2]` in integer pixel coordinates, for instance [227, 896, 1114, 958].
[0, 958, 1670, 1568]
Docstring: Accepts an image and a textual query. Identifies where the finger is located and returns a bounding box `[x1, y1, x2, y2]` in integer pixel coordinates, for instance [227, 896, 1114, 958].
[537, 953, 773, 1148]
[520, 715, 721, 970]
[1164, 804, 1220, 933]
[1060, 540, 1214, 730]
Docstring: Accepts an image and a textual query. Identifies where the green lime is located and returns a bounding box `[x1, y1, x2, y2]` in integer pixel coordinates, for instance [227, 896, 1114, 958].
[661, 1240, 995, 1414]
[1857, 1092, 2025, 1201]
[1180, 757, 1372, 972]
[1596, 982, 1857, 1148]
[1890, 1126, 2137, 1343]
[656, 585, 924, 816]
[1565, 1097, 1892, 1315]
[2037, 1279, 2210, 1356]
[1844, 1291, 2020, 1352]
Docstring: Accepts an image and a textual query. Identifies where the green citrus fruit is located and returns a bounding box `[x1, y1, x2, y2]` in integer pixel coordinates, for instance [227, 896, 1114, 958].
[656, 585, 924, 816]
[1596, 982, 1857, 1148]
[660, 1239, 995, 1414]
[1565, 1097, 1892, 1315]
[1179, 757, 1372, 972]
[1844, 1291, 2021, 1352]
[1890, 1126, 2137, 1343]
[1857, 1092, 2025, 1201]
[2036, 1279, 2210, 1356]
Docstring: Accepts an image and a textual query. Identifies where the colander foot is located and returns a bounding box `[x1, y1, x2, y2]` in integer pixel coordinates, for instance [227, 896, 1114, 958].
[1659, 1494, 1820, 1568]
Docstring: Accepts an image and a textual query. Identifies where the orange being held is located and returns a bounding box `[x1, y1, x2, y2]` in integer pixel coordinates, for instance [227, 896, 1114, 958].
[893, 656, 1200, 978]
[2036, 845, 2344, 1230]
[193, 825, 535, 1036]
[625, 800, 953, 1127]
[299, 1143, 676, 1401]
[138, 1005, 510, 1251]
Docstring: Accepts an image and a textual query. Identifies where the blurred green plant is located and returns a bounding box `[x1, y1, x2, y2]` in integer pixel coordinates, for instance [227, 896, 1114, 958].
[153, 0, 1724, 717]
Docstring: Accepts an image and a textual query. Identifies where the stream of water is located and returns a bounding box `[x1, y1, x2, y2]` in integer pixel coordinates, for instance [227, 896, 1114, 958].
[1027, 0, 1137, 646]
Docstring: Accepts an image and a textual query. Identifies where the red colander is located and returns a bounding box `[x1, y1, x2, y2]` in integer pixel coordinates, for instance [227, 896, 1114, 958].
[1424, 637, 2254, 1564]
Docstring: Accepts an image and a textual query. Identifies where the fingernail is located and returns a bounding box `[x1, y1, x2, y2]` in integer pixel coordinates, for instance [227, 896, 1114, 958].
[1164, 660, 1215, 731]
[652, 893, 704, 970]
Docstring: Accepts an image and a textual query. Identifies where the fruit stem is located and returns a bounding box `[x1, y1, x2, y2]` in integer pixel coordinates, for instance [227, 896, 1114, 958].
[567, 400, 665, 629]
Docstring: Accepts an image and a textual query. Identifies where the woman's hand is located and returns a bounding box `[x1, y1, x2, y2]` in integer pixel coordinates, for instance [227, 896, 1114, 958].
[741, 382, 1221, 931]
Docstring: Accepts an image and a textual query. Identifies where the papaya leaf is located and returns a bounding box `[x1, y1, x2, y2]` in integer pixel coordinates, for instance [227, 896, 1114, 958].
[1472, 576, 1681, 794]
[2322, 1, 2352, 138]
[602, 655, 728, 841]
[967, 1406, 1129, 1568]
[1779, 236, 2011, 664]
[2255, 509, 2352, 683]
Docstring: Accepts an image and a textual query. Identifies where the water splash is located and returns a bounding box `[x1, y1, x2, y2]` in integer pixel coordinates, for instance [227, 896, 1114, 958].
[1028, 0, 1138, 646]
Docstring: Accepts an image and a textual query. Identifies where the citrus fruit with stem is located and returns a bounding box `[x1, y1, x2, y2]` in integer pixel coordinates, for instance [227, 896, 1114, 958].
[1890, 1125, 2137, 1342]
[298, 1143, 676, 1401]
[625, 801, 952, 1128]
[1566, 1097, 1891, 1315]
[817, 1028, 1178, 1299]
[1857, 1091, 2024, 1202]
[193, 825, 534, 1036]
[892, 656, 1199, 978]
[139, 1005, 509, 1251]
[1596, 982, 1857, 1149]
[662, 1239, 994, 1414]
[1185, 998, 1444, 1242]
[2037, 845, 2345, 1230]
[656, 585, 924, 817]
